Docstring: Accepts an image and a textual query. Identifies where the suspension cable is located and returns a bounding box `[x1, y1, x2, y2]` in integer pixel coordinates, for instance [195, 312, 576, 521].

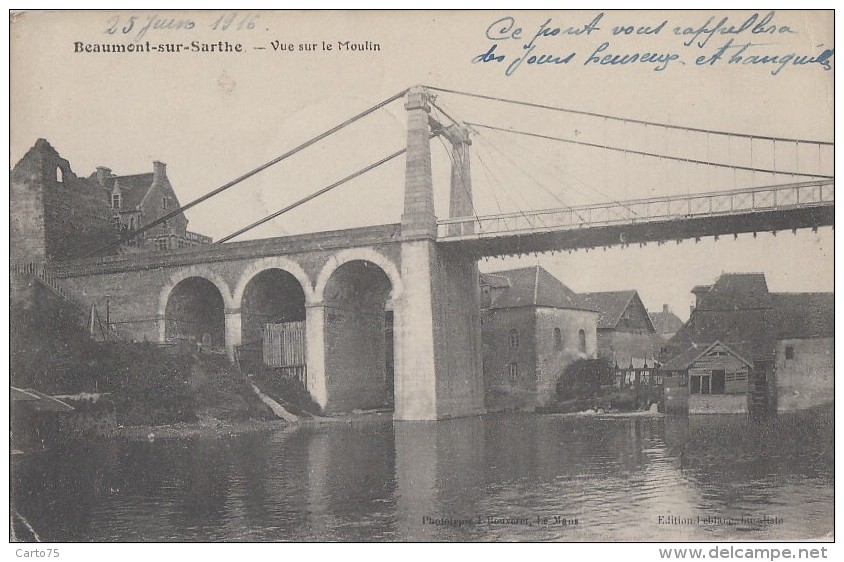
[466, 122, 833, 180]
[424, 85, 833, 146]
[85, 88, 410, 256]
[216, 136, 435, 243]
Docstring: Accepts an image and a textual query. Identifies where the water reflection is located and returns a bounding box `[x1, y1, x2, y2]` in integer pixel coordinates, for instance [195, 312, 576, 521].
[11, 410, 833, 542]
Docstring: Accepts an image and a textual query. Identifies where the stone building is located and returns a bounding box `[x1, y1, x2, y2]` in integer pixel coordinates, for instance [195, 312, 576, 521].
[95, 160, 211, 251]
[661, 273, 833, 414]
[480, 266, 599, 411]
[578, 290, 661, 382]
[770, 292, 834, 412]
[10, 139, 210, 264]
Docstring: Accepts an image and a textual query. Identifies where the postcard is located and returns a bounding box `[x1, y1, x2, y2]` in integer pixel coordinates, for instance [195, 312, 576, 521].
[9, 9, 834, 547]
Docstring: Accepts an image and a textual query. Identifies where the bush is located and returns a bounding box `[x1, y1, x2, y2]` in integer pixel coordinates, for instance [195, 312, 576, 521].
[10, 293, 280, 426]
[189, 354, 275, 421]
[106, 344, 198, 426]
[556, 358, 615, 402]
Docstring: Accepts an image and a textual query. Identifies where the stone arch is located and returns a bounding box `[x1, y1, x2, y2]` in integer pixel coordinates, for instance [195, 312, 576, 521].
[158, 266, 234, 322]
[232, 256, 315, 307]
[314, 248, 402, 303]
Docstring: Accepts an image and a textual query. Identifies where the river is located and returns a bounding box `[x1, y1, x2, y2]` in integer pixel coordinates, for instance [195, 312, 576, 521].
[10, 409, 833, 542]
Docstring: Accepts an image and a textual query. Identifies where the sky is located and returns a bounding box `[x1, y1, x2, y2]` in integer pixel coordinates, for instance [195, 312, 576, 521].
[9, 10, 834, 319]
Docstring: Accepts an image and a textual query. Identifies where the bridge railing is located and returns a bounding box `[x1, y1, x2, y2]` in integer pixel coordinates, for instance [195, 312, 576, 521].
[437, 180, 834, 239]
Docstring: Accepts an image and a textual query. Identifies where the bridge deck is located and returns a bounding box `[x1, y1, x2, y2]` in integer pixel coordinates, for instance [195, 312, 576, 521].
[437, 181, 834, 257]
[47, 223, 402, 277]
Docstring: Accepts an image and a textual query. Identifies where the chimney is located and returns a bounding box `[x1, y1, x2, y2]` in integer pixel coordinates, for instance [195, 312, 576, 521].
[662, 304, 669, 314]
[691, 285, 712, 308]
[690, 305, 695, 316]
[153, 161, 166, 181]
[95, 166, 112, 186]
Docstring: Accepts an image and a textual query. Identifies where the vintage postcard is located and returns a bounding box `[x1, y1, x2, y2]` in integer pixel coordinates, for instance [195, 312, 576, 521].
[8, 9, 834, 547]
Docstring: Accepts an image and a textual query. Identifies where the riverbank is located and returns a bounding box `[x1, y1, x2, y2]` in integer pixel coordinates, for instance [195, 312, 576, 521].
[74, 406, 396, 441]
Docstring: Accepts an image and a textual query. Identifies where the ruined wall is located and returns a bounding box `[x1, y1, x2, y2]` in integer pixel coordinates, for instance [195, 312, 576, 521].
[10, 139, 119, 263]
[10, 173, 47, 263]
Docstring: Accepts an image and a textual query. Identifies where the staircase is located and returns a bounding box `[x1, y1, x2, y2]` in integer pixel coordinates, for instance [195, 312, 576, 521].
[11, 262, 125, 342]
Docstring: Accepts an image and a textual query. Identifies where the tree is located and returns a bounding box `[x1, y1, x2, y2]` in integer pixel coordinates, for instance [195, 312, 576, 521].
[556, 358, 615, 401]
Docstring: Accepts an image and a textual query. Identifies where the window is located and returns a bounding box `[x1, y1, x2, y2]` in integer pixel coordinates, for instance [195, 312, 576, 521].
[553, 328, 562, 349]
[129, 216, 134, 230]
[508, 362, 518, 382]
[785, 346, 794, 360]
[509, 329, 519, 349]
[578, 329, 586, 353]
[112, 193, 121, 209]
[162, 197, 168, 209]
[56, 167, 63, 183]
[155, 238, 168, 250]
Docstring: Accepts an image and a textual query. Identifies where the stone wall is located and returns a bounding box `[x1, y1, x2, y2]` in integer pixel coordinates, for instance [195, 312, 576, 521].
[535, 308, 599, 406]
[429, 248, 485, 418]
[323, 306, 388, 412]
[10, 173, 47, 263]
[482, 306, 536, 411]
[11, 139, 119, 264]
[775, 338, 834, 412]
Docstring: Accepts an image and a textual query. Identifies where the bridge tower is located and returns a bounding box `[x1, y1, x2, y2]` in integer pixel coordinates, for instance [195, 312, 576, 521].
[394, 86, 484, 420]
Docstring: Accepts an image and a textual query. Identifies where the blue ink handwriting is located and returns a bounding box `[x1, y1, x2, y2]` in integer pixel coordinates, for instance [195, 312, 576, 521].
[674, 11, 795, 49]
[584, 42, 681, 71]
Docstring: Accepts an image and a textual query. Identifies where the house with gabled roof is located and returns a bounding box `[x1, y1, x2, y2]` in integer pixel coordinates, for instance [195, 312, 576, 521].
[661, 273, 833, 414]
[578, 290, 661, 383]
[650, 304, 685, 340]
[480, 266, 599, 410]
[92, 160, 211, 250]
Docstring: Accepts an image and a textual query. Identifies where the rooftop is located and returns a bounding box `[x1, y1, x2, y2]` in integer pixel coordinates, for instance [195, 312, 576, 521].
[578, 290, 654, 331]
[481, 266, 593, 311]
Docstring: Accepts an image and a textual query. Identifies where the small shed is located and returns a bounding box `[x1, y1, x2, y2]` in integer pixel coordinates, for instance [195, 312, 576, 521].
[662, 341, 752, 414]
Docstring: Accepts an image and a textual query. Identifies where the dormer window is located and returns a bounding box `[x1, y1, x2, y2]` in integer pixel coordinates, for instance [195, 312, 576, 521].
[112, 192, 121, 209]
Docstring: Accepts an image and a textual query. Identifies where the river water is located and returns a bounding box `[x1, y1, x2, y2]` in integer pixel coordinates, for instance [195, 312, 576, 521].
[11, 409, 833, 542]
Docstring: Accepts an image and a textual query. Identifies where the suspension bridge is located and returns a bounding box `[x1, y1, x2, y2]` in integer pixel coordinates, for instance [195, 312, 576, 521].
[23, 85, 834, 420]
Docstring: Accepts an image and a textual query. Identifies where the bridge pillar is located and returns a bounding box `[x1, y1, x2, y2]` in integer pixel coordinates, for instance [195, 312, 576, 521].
[224, 308, 241, 361]
[304, 302, 328, 410]
[156, 313, 166, 342]
[445, 123, 474, 236]
[396, 86, 485, 420]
